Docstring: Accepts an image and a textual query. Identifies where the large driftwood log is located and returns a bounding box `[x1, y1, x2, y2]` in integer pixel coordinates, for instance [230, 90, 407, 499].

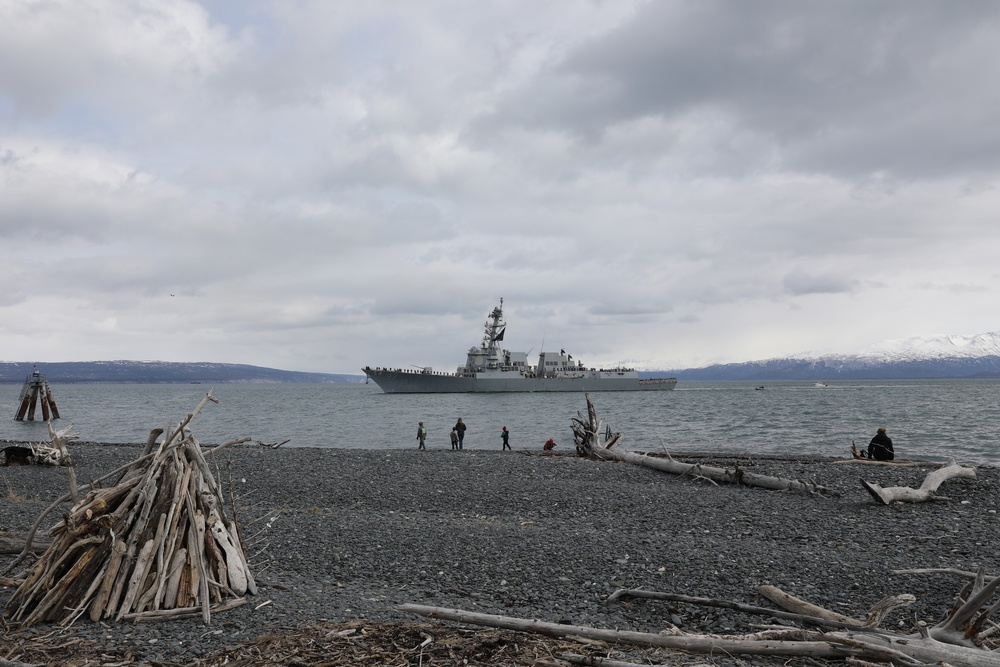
[400, 603, 1000, 665]
[607, 588, 870, 630]
[861, 459, 977, 504]
[0, 532, 52, 555]
[756, 584, 867, 626]
[571, 394, 838, 497]
[402, 576, 1000, 667]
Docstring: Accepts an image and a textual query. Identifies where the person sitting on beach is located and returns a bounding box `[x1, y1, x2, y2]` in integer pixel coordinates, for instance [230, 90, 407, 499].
[866, 427, 894, 461]
[543, 438, 556, 451]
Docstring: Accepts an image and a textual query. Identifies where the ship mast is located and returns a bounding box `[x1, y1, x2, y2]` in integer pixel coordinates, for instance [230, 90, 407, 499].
[483, 298, 505, 358]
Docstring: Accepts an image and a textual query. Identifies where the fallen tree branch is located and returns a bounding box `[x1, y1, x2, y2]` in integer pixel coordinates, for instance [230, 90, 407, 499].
[861, 459, 977, 504]
[398, 603, 998, 665]
[607, 588, 873, 631]
[757, 584, 864, 626]
[571, 394, 839, 497]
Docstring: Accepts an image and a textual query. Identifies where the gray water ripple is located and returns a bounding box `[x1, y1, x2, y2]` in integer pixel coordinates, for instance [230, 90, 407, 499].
[1, 379, 997, 465]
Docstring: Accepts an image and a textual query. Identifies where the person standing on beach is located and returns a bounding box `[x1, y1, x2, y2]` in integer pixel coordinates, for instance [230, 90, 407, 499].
[450, 427, 459, 450]
[454, 418, 467, 449]
[417, 422, 427, 450]
[867, 427, 894, 461]
[501, 426, 510, 450]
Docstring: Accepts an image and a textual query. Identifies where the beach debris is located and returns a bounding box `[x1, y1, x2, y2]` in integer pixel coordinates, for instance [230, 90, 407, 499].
[255, 438, 291, 449]
[3, 391, 255, 626]
[1, 423, 78, 468]
[0, 532, 52, 555]
[570, 394, 839, 497]
[861, 458, 977, 504]
[848, 440, 922, 465]
[2, 423, 82, 505]
[13, 366, 60, 422]
[401, 567, 1000, 665]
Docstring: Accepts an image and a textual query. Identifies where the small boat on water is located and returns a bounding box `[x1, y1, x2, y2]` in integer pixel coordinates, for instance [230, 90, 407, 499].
[363, 299, 677, 394]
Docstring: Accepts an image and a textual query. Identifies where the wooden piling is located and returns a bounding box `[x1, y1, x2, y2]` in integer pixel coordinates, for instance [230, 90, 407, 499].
[13, 367, 61, 422]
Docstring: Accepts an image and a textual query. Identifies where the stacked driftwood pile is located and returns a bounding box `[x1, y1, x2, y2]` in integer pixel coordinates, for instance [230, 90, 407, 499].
[4, 392, 256, 626]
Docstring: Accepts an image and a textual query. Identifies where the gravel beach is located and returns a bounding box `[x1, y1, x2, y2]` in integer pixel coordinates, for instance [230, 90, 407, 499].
[2, 441, 998, 665]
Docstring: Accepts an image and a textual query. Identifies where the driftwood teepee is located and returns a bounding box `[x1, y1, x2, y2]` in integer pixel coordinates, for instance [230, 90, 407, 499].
[4, 391, 255, 626]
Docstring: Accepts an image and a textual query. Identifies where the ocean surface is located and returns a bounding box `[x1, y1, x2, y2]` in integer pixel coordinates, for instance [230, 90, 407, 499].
[2, 379, 998, 465]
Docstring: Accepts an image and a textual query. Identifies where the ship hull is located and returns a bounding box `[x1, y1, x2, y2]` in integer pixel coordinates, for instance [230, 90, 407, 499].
[363, 368, 677, 393]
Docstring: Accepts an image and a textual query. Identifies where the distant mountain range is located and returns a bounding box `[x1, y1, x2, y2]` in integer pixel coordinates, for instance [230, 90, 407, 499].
[4, 332, 1000, 384]
[0, 361, 362, 384]
[648, 331, 1000, 381]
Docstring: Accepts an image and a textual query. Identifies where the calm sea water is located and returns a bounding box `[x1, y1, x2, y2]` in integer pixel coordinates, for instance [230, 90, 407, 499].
[1, 380, 998, 465]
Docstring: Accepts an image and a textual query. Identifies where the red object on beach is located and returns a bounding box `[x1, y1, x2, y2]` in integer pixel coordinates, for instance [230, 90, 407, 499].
[543, 438, 556, 451]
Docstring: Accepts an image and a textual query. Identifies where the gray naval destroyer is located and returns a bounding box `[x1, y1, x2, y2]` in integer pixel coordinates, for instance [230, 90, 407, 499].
[363, 300, 677, 393]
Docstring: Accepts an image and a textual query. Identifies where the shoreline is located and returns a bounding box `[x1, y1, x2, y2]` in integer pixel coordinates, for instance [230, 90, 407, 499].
[3, 442, 998, 664]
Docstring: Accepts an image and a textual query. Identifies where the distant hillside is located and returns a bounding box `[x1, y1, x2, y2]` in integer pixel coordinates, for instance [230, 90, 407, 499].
[0, 361, 364, 384]
[644, 355, 1000, 381]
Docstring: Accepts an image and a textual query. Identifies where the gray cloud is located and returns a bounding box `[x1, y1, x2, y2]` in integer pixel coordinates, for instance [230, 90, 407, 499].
[1, 0, 998, 372]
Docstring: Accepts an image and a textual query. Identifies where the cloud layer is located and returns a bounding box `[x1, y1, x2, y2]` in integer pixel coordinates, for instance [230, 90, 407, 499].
[2, 0, 998, 373]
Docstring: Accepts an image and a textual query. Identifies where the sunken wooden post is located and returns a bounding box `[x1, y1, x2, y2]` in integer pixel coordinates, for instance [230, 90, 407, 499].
[14, 366, 60, 422]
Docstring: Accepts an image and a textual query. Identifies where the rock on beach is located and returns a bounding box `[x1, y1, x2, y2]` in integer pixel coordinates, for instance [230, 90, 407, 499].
[1, 441, 998, 664]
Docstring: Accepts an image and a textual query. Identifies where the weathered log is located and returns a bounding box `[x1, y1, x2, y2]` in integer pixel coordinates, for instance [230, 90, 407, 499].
[0, 532, 52, 554]
[46, 422, 80, 502]
[400, 603, 1000, 666]
[571, 394, 838, 497]
[608, 588, 869, 630]
[90, 539, 127, 621]
[861, 459, 976, 504]
[0, 657, 41, 667]
[399, 603, 846, 657]
[757, 584, 863, 625]
[120, 596, 247, 622]
[162, 547, 187, 610]
[115, 538, 156, 620]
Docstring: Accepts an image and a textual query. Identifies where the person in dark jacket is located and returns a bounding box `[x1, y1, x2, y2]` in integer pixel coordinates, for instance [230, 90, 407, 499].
[416, 422, 427, 450]
[867, 427, 894, 461]
[454, 418, 467, 449]
[501, 426, 510, 450]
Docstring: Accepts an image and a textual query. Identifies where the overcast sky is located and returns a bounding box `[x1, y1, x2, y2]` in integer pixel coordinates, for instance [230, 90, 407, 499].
[2, 1, 999, 375]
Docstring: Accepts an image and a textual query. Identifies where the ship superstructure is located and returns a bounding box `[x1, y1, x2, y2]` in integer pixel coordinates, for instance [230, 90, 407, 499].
[363, 299, 677, 393]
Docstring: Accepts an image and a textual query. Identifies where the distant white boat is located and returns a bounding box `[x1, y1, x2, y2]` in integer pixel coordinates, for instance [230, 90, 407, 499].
[814, 382, 828, 387]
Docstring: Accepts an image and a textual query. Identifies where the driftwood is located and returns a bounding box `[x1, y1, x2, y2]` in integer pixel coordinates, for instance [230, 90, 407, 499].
[402, 567, 1000, 666]
[571, 394, 838, 497]
[847, 441, 929, 466]
[1, 425, 78, 466]
[861, 459, 977, 504]
[0, 532, 52, 555]
[607, 588, 871, 630]
[255, 439, 291, 449]
[3, 391, 256, 626]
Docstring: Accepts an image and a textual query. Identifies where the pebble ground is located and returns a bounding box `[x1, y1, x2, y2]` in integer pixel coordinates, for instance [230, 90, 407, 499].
[1, 441, 997, 664]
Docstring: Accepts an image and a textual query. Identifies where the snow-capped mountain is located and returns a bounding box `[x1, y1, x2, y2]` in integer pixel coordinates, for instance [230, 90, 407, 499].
[854, 332, 1000, 361]
[655, 331, 1000, 381]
